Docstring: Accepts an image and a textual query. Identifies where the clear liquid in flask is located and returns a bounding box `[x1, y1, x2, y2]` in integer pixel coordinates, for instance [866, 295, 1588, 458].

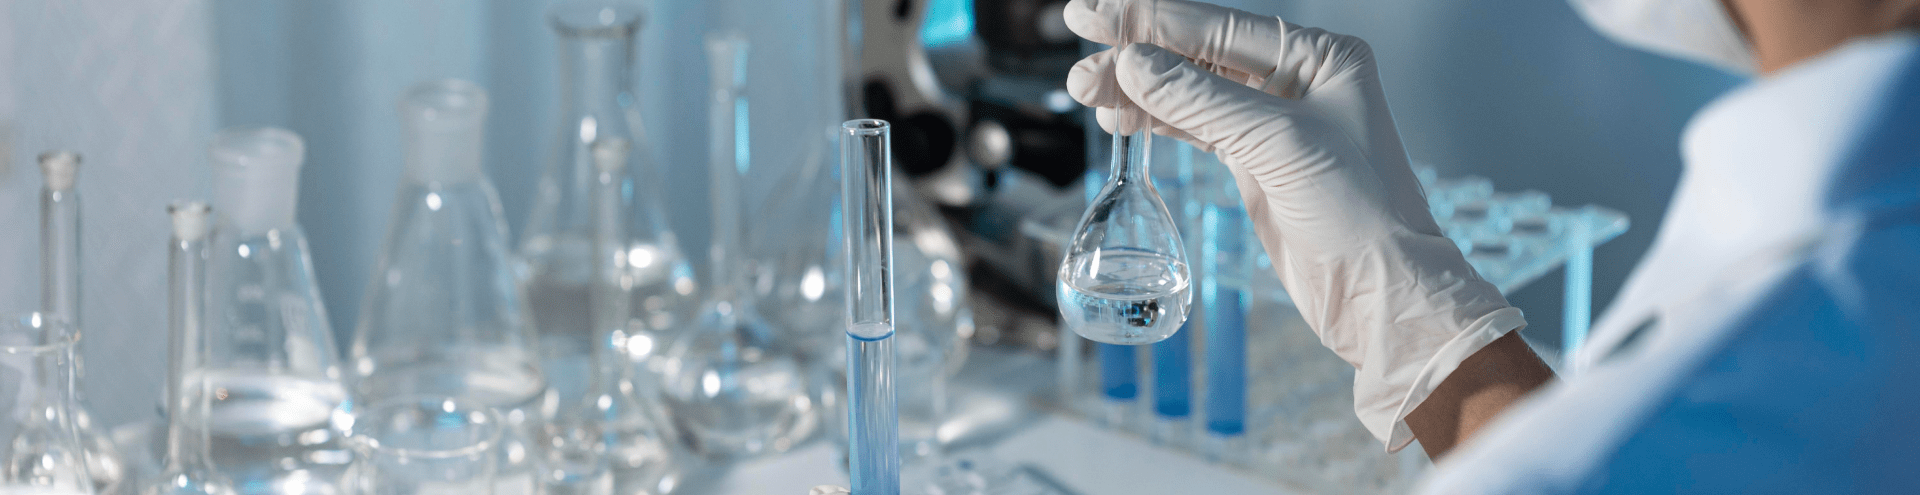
[1058, 249, 1191, 345]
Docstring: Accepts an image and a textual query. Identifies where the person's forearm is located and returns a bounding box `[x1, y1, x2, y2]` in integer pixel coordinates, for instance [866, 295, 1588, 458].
[1403, 331, 1555, 459]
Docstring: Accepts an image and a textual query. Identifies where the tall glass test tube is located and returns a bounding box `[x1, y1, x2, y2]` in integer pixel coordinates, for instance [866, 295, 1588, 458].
[842, 119, 900, 495]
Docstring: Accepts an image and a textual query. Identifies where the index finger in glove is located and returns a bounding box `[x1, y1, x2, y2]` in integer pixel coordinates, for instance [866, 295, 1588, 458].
[1064, 0, 1286, 80]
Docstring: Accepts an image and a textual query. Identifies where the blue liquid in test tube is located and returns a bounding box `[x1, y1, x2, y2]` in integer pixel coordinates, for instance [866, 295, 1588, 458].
[1152, 321, 1192, 442]
[843, 119, 900, 495]
[1202, 200, 1249, 450]
[1099, 343, 1138, 426]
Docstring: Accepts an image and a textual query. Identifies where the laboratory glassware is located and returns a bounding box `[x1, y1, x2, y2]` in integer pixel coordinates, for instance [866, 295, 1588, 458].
[657, 35, 816, 459]
[1096, 343, 1138, 428]
[0, 313, 93, 495]
[841, 119, 900, 495]
[1056, 107, 1192, 345]
[202, 127, 353, 492]
[521, 1, 695, 380]
[540, 138, 681, 495]
[36, 151, 127, 494]
[350, 79, 545, 495]
[521, 5, 685, 494]
[144, 202, 237, 495]
[347, 396, 499, 495]
[1194, 156, 1249, 461]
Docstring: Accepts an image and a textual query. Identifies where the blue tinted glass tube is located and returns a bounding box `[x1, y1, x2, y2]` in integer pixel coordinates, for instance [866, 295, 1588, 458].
[1202, 203, 1248, 439]
[1151, 324, 1190, 420]
[842, 119, 900, 495]
[1098, 344, 1137, 404]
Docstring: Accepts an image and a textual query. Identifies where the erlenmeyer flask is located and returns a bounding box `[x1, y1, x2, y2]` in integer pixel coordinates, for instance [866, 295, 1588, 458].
[656, 35, 817, 459]
[350, 80, 545, 495]
[1, 313, 93, 495]
[541, 138, 681, 495]
[1056, 110, 1192, 345]
[144, 202, 236, 495]
[203, 127, 352, 493]
[522, 2, 696, 386]
[35, 151, 126, 494]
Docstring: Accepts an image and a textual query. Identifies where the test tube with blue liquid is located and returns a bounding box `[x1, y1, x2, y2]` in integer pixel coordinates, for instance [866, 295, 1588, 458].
[1150, 138, 1198, 444]
[1197, 162, 1250, 460]
[843, 119, 900, 495]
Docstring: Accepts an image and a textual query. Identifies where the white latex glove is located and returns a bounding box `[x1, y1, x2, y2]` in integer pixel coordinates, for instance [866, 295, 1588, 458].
[1064, 0, 1527, 451]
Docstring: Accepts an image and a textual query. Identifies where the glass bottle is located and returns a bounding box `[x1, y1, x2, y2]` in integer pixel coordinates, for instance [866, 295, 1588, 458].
[0, 312, 93, 495]
[1056, 109, 1192, 345]
[350, 80, 545, 495]
[541, 138, 681, 495]
[202, 127, 353, 492]
[657, 34, 817, 459]
[521, 2, 695, 388]
[36, 151, 126, 494]
[144, 202, 236, 495]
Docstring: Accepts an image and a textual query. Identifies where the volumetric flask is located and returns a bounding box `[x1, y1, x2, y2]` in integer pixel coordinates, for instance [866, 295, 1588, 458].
[204, 127, 352, 493]
[145, 202, 236, 495]
[0, 313, 94, 495]
[346, 396, 499, 495]
[350, 80, 545, 495]
[36, 151, 127, 494]
[656, 34, 816, 460]
[1057, 109, 1192, 345]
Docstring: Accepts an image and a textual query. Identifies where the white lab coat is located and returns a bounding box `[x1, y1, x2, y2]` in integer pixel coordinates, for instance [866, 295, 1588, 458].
[1420, 31, 1920, 493]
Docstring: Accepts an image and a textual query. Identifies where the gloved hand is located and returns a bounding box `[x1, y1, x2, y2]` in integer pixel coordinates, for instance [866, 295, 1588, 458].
[1064, 0, 1526, 451]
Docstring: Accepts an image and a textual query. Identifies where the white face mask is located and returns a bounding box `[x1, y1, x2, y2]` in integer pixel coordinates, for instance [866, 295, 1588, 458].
[1568, 0, 1756, 73]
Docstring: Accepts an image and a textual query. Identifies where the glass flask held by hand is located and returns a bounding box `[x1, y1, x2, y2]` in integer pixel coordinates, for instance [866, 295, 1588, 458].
[350, 80, 546, 495]
[0, 313, 95, 495]
[35, 151, 127, 495]
[656, 34, 817, 460]
[1057, 110, 1192, 345]
[203, 127, 353, 493]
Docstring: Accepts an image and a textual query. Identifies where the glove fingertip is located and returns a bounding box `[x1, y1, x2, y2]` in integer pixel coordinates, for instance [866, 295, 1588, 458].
[1061, 0, 1117, 45]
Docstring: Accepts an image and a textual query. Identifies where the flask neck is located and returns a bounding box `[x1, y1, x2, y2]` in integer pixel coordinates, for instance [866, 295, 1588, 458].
[1108, 130, 1154, 185]
[165, 204, 218, 471]
[400, 80, 490, 184]
[707, 35, 751, 304]
[557, 33, 636, 143]
[41, 187, 80, 330]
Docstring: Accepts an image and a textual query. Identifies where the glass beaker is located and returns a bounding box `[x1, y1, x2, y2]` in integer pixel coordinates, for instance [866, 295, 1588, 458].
[36, 151, 126, 494]
[0, 312, 93, 495]
[350, 80, 545, 495]
[521, 2, 696, 387]
[144, 202, 236, 495]
[656, 34, 817, 460]
[203, 127, 353, 493]
[1056, 108, 1192, 345]
[346, 396, 499, 495]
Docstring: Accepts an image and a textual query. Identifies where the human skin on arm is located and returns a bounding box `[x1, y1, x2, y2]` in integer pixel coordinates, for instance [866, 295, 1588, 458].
[1402, 0, 1920, 461]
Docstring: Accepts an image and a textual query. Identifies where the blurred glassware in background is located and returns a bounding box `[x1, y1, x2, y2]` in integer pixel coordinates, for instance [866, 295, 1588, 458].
[144, 202, 235, 495]
[345, 396, 499, 495]
[37, 151, 127, 495]
[520, 1, 696, 394]
[657, 35, 817, 460]
[519, 5, 688, 495]
[539, 138, 683, 495]
[202, 128, 352, 495]
[0, 313, 95, 495]
[349, 80, 545, 495]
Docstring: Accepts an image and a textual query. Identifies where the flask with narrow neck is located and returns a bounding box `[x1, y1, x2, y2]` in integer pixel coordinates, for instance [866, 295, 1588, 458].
[143, 202, 236, 495]
[522, 2, 695, 379]
[1057, 107, 1192, 345]
[0, 313, 92, 495]
[350, 79, 545, 495]
[657, 35, 817, 459]
[541, 137, 681, 495]
[36, 151, 126, 494]
[203, 127, 352, 491]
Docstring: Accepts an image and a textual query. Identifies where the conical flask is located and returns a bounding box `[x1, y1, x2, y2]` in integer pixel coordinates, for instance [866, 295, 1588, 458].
[541, 138, 681, 495]
[203, 127, 352, 492]
[656, 35, 817, 459]
[1056, 110, 1192, 345]
[143, 202, 236, 495]
[0, 313, 93, 495]
[521, 2, 696, 383]
[350, 80, 545, 495]
[35, 151, 126, 494]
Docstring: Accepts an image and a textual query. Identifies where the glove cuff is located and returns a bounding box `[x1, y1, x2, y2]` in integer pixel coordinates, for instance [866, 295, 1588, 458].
[1362, 306, 1525, 452]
